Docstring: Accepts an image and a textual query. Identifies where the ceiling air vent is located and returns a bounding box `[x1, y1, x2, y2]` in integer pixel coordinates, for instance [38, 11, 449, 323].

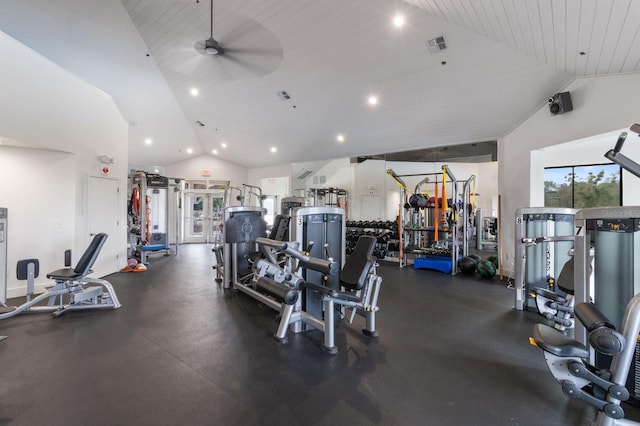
[297, 170, 312, 180]
[427, 36, 446, 52]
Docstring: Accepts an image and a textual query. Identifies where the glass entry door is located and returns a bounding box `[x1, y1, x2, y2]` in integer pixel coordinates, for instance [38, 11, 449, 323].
[184, 191, 224, 243]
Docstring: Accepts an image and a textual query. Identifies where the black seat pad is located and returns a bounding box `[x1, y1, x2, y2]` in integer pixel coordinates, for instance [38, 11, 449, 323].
[533, 324, 589, 358]
[46, 233, 107, 281]
[47, 268, 86, 281]
[339, 236, 376, 291]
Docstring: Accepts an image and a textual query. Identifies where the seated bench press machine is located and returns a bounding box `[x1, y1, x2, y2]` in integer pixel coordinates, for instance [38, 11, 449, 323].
[0, 233, 121, 319]
[231, 235, 382, 354]
[532, 296, 640, 425]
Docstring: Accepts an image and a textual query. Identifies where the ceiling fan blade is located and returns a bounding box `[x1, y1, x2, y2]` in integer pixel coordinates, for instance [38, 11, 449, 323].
[218, 52, 274, 79]
[194, 40, 207, 56]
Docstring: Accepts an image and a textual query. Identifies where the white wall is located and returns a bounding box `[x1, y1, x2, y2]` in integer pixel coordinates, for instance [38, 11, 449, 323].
[163, 154, 248, 186]
[0, 31, 129, 296]
[248, 164, 292, 188]
[499, 72, 640, 278]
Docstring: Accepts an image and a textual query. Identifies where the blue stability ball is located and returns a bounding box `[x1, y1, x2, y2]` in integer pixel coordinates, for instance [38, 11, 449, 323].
[458, 256, 477, 274]
[477, 260, 496, 279]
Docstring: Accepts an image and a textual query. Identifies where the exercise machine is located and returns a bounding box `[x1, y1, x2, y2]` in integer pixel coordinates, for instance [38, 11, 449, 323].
[0, 233, 121, 319]
[249, 235, 382, 354]
[476, 208, 498, 250]
[530, 254, 577, 330]
[386, 165, 468, 274]
[572, 206, 640, 402]
[530, 125, 640, 424]
[129, 171, 176, 264]
[605, 124, 640, 179]
[289, 206, 345, 322]
[514, 207, 577, 311]
[215, 184, 268, 288]
[531, 296, 640, 425]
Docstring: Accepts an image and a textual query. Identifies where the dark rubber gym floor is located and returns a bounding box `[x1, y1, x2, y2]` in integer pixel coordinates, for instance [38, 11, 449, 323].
[0, 244, 632, 425]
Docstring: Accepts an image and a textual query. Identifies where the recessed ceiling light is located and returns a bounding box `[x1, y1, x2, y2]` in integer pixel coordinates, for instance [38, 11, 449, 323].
[212, 149, 218, 155]
[221, 142, 227, 148]
[186, 148, 193, 154]
[154, 168, 159, 173]
[144, 138, 153, 145]
[393, 14, 405, 28]
[368, 95, 378, 106]
[270, 147, 277, 153]
[190, 87, 199, 96]
[337, 134, 345, 142]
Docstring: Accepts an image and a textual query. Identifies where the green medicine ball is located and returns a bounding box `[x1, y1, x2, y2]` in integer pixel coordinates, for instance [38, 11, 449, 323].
[477, 260, 496, 279]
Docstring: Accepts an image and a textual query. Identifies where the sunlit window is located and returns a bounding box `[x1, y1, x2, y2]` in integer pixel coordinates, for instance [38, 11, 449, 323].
[544, 163, 621, 208]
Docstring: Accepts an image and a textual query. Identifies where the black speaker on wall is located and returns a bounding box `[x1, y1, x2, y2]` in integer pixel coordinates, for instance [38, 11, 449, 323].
[548, 91, 573, 115]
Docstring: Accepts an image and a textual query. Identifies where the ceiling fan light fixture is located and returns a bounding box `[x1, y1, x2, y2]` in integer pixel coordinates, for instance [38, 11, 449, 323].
[204, 38, 223, 55]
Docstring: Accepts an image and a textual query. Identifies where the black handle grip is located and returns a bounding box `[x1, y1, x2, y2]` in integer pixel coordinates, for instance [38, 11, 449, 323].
[256, 237, 288, 250]
[613, 132, 628, 153]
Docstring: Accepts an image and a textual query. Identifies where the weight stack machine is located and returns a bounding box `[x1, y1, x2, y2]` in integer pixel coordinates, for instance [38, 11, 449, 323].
[222, 206, 266, 289]
[514, 207, 577, 311]
[574, 206, 640, 403]
[290, 206, 345, 324]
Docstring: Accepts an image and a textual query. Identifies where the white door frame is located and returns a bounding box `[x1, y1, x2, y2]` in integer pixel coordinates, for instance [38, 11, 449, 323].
[87, 176, 120, 276]
[183, 190, 224, 243]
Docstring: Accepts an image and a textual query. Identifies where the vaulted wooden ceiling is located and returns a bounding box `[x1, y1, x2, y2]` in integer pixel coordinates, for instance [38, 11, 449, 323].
[0, 0, 638, 169]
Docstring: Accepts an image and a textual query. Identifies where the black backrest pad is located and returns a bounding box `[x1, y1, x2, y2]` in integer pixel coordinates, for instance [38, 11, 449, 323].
[340, 235, 376, 291]
[16, 259, 39, 280]
[74, 233, 108, 275]
[556, 256, 574, 293]
[268, 215, 290, 241]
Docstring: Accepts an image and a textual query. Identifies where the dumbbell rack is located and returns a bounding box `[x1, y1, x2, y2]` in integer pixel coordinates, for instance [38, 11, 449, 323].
[345, 221, 398, 261]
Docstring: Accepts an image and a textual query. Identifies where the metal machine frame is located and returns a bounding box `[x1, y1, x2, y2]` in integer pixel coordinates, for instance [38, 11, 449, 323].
[514, 207, 577, 311]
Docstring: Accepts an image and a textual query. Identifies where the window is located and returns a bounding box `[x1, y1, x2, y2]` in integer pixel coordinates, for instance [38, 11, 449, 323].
[544, 163, 621, 208]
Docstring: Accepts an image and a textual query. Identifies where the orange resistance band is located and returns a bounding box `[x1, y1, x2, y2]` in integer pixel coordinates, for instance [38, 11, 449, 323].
[434, 183, 439, 242]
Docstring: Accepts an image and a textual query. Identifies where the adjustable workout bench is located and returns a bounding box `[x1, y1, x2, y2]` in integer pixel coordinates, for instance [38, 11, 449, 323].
[0, 233, 121, 319]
